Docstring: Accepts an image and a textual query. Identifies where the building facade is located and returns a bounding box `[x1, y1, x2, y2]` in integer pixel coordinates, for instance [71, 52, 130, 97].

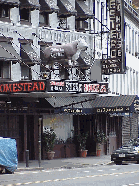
[0, 0, 139, 161]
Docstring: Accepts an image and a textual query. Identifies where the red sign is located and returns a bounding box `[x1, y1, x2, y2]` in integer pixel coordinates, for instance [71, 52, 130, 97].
[0, 81, 46, 94]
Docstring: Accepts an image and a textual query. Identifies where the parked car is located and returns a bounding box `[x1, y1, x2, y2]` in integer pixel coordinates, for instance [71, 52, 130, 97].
[111, 138, 139, 165]
[0, 137, 18, 174]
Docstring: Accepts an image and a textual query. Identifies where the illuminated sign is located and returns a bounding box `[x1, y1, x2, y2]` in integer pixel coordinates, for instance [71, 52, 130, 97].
[63, 108, 83, 113]
[46, 80, 108, 94]
[0, 80, 46, 94]
[96, 107, 130, 113]
[102, 0, 125, 74]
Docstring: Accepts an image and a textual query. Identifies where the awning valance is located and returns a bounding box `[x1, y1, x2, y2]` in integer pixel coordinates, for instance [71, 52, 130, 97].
[20, 43, 40, 64]
[57, 0, 77, 17]
[75, 0, 93, 19]
[39, 0, 59, 13]
[20, 0, 40, 9]
[0, 41, 21, 61]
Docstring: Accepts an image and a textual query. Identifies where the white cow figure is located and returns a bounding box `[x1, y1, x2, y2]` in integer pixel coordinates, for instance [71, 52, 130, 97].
[44, 38, 88, 65]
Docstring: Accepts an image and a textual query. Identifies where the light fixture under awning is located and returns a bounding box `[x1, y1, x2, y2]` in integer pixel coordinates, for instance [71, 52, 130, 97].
[0, 42, 21, 61]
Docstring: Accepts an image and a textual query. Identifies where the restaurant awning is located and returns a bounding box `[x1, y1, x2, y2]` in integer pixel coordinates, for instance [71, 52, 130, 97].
[75, 0, 93, 19]
[46, 95, 139, 114]
[0, 0, 19, 6]
[0, 41, 21, 61]
[39, 0, 59, 13]
[20, 43, 40, 64]
[57, 0, 77, 17]
[20, 0, 40, 9]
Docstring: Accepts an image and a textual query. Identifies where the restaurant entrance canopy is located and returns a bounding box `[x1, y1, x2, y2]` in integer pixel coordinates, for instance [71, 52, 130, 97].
[46, 95, 139, 114]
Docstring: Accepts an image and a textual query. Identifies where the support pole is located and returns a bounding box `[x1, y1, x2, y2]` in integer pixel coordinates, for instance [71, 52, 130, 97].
[25, 150, 29, 167]
[38, 117, 42, 167]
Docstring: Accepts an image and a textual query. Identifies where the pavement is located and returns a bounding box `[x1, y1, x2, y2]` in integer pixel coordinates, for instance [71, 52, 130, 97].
[16, 155, 112, 172]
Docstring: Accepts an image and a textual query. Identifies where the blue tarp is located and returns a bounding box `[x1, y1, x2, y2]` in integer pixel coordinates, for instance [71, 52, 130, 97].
[0, 137, 18, 173]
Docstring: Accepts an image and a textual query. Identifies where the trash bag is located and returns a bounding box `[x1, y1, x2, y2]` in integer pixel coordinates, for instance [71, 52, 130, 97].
[0, 137, 18, 173]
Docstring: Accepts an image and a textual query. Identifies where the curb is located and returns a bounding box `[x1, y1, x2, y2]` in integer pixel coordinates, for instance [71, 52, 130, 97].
[15, 161, 112, 172]
[16, 167, 44, 172]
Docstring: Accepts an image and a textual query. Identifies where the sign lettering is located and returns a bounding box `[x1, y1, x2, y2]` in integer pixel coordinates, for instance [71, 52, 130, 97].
[0, 81, 46, 94]
[102, 0, 125, 74]
[47, 80, 108, 94]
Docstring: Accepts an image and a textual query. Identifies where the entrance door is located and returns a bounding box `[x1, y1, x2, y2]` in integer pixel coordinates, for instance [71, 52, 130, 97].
[27, 115, 35, 160]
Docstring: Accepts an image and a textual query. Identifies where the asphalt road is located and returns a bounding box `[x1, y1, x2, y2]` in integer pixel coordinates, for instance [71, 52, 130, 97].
[0, 162, 139, 186]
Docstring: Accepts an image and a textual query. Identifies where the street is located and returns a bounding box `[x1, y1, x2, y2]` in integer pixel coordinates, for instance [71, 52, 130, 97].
[0, 162, 139, 186]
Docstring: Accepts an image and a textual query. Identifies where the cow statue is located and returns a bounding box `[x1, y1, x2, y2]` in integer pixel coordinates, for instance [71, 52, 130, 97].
[43, 38, 88, 65]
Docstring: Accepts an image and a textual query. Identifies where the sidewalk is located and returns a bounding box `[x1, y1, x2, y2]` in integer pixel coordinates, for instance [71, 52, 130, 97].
[16, 155, 112, 172]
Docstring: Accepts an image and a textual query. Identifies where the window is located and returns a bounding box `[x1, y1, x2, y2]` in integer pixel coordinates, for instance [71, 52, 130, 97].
[75, 20, 88, 31]
[97, 1, 99, 31]
[0, 61, 11, 79]
[125, 23, 128, 52]
[0, 5, 10, 18]
[20, 8, 30, 22]
[129, 26, 131, 53]
[58, 17, 67, 29]
[132, 29, 134, 55]
[101, 2, 104, 32]
[21, 65, 32, 80]
[0, 5, 10, 22]
[40, 65, 50, 79]
[39, 12, 49, 26]
[135, 32, 137, 55]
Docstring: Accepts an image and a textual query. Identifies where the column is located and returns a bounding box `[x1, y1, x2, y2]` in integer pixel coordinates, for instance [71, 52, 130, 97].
[24, 114, 27, 161]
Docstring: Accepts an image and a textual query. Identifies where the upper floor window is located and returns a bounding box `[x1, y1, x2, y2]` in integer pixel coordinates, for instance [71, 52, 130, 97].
[97, 1, 100, 31]
[21, 64, 32, 80]
[0, 61, 11, 79]
[20, 8, 31, 24]
[129, 26, 131, 53]
[39, 12, 49, 26]
[0, 5, 10, 21]
[75, 19, 88, 31]
[58, 17, 67, 29]
[101, 2, 104, 32]
[132, 29, 134, 55]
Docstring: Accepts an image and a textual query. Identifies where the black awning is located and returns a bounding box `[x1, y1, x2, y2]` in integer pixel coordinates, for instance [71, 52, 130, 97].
[0, 0, 19, 6]
[46, 96, 94, 108]
[0, 41, 21, 61]
[57, 0, 77, 17]
[20, 0, 40, 9]
[77, 51, 92, 68]
[39, 0, 59, 13]
[46, 95, 139, 114]
[89, 95, 139, 113]
[20, 43, 40, 64]
[75, 0, 93, 19]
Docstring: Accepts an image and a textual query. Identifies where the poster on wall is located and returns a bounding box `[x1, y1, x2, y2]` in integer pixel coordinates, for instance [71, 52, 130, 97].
[101, 0, 126, 75]
[43, 114, 74, 143]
